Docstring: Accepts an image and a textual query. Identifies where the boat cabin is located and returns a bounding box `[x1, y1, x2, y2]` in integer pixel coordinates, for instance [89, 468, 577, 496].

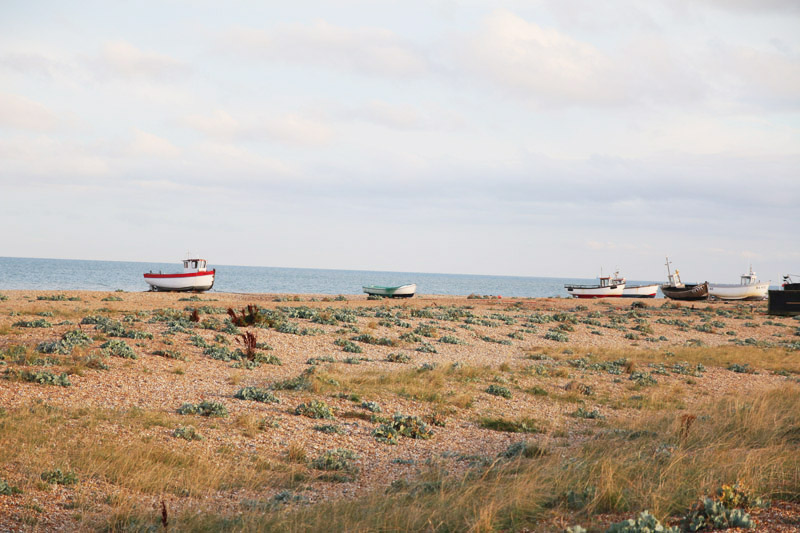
[183, 259, 208, 273]
[740, 267, 758, 286]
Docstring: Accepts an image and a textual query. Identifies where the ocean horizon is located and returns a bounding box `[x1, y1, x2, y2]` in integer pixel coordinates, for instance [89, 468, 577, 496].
[0, 256, 670, 298]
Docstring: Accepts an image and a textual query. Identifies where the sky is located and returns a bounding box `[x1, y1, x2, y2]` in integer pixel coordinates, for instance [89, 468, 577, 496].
[0, 0, 798, 282]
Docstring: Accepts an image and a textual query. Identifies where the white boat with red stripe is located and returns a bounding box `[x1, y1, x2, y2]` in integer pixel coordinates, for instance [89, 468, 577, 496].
[144, 258, 216, 292]
[565, 272, 625, 298]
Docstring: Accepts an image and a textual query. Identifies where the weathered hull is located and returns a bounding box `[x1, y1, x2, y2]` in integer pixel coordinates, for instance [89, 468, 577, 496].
[661, 282, 708, 301]
[709, 282, 769, 300]
[144, 271, 215, 292]
[363, 284, 416, 298]
[768, 288, 800, 316]
[621, 284, 659, 298]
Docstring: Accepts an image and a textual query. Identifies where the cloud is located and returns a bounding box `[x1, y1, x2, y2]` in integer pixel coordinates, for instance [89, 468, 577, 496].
[0, 135, 110, 180]
[98, 40, 189, 80]
[459, 10, 626, 106]
[222, 20, 431, 78]
[181, 109, 333, 146]
[127, 129, 181, 158]
[0, 92, 59, 131]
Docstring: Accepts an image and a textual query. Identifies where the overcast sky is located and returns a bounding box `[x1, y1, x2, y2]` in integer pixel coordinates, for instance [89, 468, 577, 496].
[1, 0, 798, 282]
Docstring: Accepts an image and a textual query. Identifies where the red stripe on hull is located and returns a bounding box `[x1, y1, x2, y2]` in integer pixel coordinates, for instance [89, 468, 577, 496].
[143, 270, 216, 279]
[572, 294, 623, 299]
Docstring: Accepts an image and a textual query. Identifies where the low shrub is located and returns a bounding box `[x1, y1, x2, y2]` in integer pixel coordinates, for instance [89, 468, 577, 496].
[41, 468, 77, 485]
[235, 387, 280, 404]
[478, 416, 540, 433]
[486, 384, 512, 399]
[311, 448, 358, 472]
[178, 400, 228, 417]
[295, 400, 334, 419]
[101, 339, 137, 359]
[387, 352, 411, 363]
[173, 425, 203, 441]
[606, 511, 679, 533]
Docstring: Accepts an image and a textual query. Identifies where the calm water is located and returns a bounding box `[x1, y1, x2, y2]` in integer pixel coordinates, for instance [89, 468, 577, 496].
[0, 256, 665, 298]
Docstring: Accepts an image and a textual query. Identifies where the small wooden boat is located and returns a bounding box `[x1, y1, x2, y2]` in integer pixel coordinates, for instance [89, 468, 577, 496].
[768, 275, 800, 316]
[144, 258, 215, 292]
[709, 267, 769, 300]
[565, 272, 624, 298]
[363, 284, 416, 298]
[661, 258, 708, 301]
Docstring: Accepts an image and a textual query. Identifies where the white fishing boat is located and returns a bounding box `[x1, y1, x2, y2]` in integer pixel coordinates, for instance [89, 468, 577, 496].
[565, 273, 624, 298]
[144, 258, 216, 292]
[362, 284, 416, 298]
[622, 284, 659, 298]
[709, 267, 769, 301]
[612, 273, 658, 298]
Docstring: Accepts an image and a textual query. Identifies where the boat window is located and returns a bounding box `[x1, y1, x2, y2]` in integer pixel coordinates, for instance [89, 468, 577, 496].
[192, 261, 197, 269]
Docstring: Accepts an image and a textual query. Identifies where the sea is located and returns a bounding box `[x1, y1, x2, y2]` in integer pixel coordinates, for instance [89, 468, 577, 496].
[0, 256, 666, 298]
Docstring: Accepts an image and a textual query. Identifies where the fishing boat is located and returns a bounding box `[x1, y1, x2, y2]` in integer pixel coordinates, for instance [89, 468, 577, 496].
[362, 284, 416, 298]
[661, 258, 708, 301]
[622, 284, 659, 298]
[565, 273, 625, 298]
[709, 267, 769, 300]
[768, 275, 800, 316]
[611, 273, 659, 298]
[144, 258, 216, 292]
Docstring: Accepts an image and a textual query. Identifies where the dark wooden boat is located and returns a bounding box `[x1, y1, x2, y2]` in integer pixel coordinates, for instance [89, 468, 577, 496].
[661, 257, 708, 301]
[661, 282, 709, 301]
[768, 276, 800, 316]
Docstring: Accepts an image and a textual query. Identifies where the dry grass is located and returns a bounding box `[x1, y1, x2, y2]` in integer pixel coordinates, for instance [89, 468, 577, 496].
[147, 385, 800, 532]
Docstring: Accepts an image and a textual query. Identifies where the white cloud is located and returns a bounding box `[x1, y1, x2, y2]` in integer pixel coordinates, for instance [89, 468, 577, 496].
[460, 10, 626, 106]
[99, 40, 189, 80]
[181, 109, 333, 146]
[127, 129, 181, 158]
[0, 136, 110, 180]
[0, 92, 59, 131]
[222, 20, 431, 78]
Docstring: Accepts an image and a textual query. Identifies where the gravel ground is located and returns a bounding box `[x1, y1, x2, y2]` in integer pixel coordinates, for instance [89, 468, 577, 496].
[0, 290, 797, 531]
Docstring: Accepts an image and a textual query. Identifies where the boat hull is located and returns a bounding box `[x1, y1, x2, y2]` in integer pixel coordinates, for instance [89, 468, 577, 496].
[621, 284, 659, 298]
[661, 282, 708, 301]
[363, 284, 416, 298]
[709, 282, 769, 300]
[144, 270, 216, 292]
[565, 285, 624, 298]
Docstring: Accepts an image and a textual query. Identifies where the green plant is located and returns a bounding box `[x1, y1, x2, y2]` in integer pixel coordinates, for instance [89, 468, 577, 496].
[101, 339, 137, 359]
[173, 425, 203, 441]
[313, 424, 344, 434]
[37, 329, 93, 355]
[387, 352, 411, 363]
[361, 400, 381, 413]
[545, 330, 569, 342]
[235, 387, 280, 404]
[311, 448, 358, 472]
[177, 400, 228, 417]
[0, 478, 21, 495]
[606, 511, 679, 533]
[295, 400, 334, 419]
[13, 318, 52, 328]
[8, 369, 71, 386]
[572, 407, 604, 419]
[374, 414, 433, 444]
[486, 384, 512, 399]
[683, 498, 755, 531]
[41, 468, 78, 485]
[478, 416, 540, 433]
